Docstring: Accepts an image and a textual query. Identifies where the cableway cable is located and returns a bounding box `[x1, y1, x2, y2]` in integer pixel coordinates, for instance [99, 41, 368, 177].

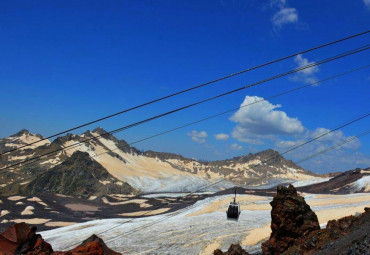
[2, 30, 369, 156]
[2, 45, 369, 172]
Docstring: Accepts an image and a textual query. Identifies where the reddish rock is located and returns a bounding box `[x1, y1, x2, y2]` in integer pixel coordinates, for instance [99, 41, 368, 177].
[261, 185, 320, 255]
[0, 223, 53, 255]
[56, 234, 121, 255]
[284, 207, 370, 254]
[0, 223, 121, 255]
[214, 244, 250, 255]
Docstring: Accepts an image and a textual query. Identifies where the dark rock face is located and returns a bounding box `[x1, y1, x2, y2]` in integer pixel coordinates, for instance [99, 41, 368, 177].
[214, 244, 250, 255]
[262, 185, 320, 255]
[144, 150, 188, 161]
[25, 151, 136, 198]
[284, 207, 370, 255]
[0, 223, 122, 255]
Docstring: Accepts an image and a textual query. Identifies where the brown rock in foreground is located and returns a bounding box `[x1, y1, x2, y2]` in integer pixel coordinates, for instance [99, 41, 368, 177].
[262, 185, 320, 255]
[0, 223, 121, 255]
[214, 244, 250, 255]
[284, 207, 370, 255]
[0, 223, 53, 255]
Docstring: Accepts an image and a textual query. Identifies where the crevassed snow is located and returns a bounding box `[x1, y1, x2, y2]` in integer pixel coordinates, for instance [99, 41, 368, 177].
[41, 193, 370, 255]
[42, 195, 272, 254]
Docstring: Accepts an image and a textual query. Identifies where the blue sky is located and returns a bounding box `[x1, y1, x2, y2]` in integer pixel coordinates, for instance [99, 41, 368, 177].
[1, 0, 369, 173]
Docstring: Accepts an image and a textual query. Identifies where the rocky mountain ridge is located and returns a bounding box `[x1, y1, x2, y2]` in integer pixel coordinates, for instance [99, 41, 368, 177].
[1, 128, 318, 194]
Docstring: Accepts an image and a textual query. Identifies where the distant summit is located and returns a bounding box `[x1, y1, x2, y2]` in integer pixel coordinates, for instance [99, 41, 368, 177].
[12, 129, 32, 137]
[9, 129, 44, 140]
[92, 126, 108, 135]
[0, 129, 50, 155]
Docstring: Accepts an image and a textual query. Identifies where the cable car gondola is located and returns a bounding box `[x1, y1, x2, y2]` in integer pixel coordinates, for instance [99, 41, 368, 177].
[226, 188, 241, 221]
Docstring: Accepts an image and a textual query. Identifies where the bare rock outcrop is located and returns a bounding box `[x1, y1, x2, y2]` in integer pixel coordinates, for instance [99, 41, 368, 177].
[284, 207, 370, 255]
[56, 234, 121, 255]
[262, 185, 320, 254]
[214, 244, 250, 255]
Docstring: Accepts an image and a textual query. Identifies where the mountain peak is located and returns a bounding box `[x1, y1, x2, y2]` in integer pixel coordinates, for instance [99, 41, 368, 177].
[92, 127, 108, 135]
[12, 129, 31, 137]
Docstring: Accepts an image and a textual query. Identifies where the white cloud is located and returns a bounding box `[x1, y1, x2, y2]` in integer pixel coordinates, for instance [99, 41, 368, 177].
[364, 0, 370, 8]
[227, 95, 367, 173]
[230, 96, 304, 144]
[309, 128, 361, 150]
[215, 133, 229, 141]
[275, 128, 361, 152]
[187, 130, 208, 144]
[272, 8, 298, 29]
[270, 0, 287, 9]
[274, 128, 364, 173]
[300, 150, 369, 173]
[291, 54, 320, 84]
[230, 143, 243, 150]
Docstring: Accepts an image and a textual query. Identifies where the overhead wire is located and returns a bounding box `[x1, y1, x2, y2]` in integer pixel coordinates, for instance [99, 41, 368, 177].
[259, 112, 370, 165]
[1, 30, 369, 156]
[75, 64, 370, 164]
[3, 64, 368, 192]
[296, 129, 370, 164]
[2, 44, 369, 172]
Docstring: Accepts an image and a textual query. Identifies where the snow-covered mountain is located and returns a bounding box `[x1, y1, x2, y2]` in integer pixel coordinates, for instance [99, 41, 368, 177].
[0, 128, 318, 195]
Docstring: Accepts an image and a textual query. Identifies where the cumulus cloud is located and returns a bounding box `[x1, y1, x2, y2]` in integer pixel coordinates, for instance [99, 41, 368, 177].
[230, 143, 243, 150]
[227, 94, 366, 173]
[291, 54, 320, 84]
[187, 130, 208, 144]
[272, 8, 298, 29]
[215, 133, 229, 141]
[230, 96, 304, 144]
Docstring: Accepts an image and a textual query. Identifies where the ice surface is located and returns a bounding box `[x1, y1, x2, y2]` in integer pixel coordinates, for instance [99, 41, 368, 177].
[41, 193, 370, 254]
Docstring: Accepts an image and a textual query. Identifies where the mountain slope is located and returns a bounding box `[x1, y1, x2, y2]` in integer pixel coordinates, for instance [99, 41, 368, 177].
[25, 151, 136, 197]
[298, 168, 370, 194]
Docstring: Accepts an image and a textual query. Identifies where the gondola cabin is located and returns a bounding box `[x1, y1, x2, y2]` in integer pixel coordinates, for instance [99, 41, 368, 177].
[226, 189, 241, 221]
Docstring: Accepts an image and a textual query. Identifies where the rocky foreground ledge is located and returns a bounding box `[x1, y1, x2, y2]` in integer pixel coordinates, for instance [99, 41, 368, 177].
[0, 222, 121, 255]
[215, 185, 370, 255]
